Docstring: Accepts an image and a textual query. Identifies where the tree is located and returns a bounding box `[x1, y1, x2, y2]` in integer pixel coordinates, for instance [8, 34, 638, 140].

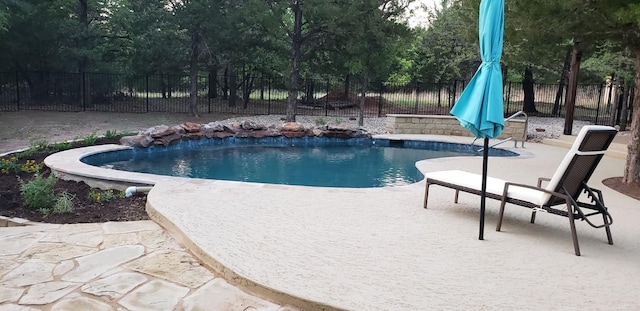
[608, 0, 640, 185]
[411, 1, 478, 83]
[522, 66, 536, 113]
[262, 0, 413, 122]
[332, 0, 411, 125]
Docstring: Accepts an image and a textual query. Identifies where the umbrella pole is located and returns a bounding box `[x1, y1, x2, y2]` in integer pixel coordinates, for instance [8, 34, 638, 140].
[479, 137, 489, 240]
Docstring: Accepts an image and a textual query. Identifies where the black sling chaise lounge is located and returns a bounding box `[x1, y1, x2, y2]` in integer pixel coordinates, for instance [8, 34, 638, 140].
[423, 125, 617, 256]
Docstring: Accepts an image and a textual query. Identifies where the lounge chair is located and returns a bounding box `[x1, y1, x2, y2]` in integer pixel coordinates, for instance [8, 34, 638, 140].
[423, 125, 617, 256]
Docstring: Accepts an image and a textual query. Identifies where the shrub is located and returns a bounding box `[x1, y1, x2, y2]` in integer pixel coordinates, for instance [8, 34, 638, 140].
[20, 173, 57, 210]
[88, 188, 125, 203]
[315, 117, 326, 126]
[18, 138, 50, 157]
[53, 191, 75, 214]
[105, 129, 118, 138]
[19, 159, 43, 173]
[82, 132, 98, 145]
[51, 140, 74, 151]
[0, 156, 18, 174]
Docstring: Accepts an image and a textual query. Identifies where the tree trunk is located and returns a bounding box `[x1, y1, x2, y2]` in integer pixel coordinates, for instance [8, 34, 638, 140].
[188, 32, 201, 117]
[564, 42, 583, 135]
[161, 73, 167, 99]
[619, 81, 631, 130]
[522, 67, 537, 113]
[286, 0, 303, 122]
[344, 74, 351, 97]
[242, 70, 253, 109]
[222, 66, 229, 101]
[553, 47, 572, 116]
[305, 78, 315, 104]
[229, 69, 237, 108]
[208, 68, 217, 99]
[622, 50, 640, 185]
[78, 0, 89, 73]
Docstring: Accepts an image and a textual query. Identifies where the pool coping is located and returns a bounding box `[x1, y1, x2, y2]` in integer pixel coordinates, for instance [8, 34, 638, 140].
[43, 134, 533, 310]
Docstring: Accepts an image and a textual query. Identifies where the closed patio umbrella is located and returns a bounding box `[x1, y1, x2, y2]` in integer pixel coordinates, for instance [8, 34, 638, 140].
[450, 0, 505, 240]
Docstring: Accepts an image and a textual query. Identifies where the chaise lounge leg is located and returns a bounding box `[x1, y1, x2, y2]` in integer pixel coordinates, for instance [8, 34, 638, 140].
[454, 190, 459, 203]
[424, 183, 430, 209]
[567, 202, 581, 256]
[605, 225, 613, 245]
[604, 213, 614, 245]
[530, 211, 536, 224]
[496, 199, 507, 232]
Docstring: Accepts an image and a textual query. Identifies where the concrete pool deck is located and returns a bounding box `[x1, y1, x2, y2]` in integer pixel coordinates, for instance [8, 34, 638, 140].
[37, 134, 640, 310]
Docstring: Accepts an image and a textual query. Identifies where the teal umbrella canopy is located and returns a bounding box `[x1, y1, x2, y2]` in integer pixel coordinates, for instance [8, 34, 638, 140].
[450, 0, 505, 139]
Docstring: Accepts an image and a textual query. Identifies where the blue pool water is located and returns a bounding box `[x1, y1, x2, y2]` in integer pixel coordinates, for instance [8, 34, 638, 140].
[82, 137, 517, 188]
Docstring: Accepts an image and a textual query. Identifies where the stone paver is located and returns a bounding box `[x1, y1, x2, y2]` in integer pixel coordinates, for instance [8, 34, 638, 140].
[19, 243, 95, 262]
[183, 278, 281, 311]
[1, 262, 56, 287]
[125, 250, 214, 287]
[52, 294, 115, 311]
[19, 282, 81, 305]
[0, 221, 294, 311]
[62, 245, 145, 282]
[81, 272, 148, 299]
[0, 287, 24, 304]
[118, 279, 189, 311]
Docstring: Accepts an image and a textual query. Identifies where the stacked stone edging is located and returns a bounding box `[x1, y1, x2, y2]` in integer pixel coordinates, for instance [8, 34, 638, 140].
[120, 121, 370, 148]
[386, 114, 527, 142]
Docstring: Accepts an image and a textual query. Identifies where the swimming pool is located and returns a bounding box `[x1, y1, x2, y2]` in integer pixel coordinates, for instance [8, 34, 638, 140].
[82, 137, 518, 188]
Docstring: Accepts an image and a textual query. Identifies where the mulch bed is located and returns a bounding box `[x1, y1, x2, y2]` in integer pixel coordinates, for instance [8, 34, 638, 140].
[0, 137, 148, 224]
[602, 177, 640, 201]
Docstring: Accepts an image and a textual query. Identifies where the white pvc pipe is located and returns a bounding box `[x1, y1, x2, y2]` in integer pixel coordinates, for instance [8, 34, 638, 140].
[125, 186, 153, 197]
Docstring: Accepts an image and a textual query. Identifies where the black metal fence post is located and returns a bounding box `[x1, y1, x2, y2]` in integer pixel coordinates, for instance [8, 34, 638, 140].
[207, 74, 211, 114]
[267, 78, 271, 115]
[437, 81, 442, 107]
[506, 81, 512, 113]
[82, 72, 86, 111]
[595, 83, 603, 124]
[325, 80, 330, 117]
[413, 82, 420, 114]
[15, 71, 20, 111]
[145, 74, 149, 113]
[378, 84, 383, 117]
[452, 81, 458, 106]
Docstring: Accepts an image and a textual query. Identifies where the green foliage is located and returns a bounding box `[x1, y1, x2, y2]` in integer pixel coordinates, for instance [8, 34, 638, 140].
[410, 4, 478, 82]
[82, 133, 98, 145]
[88, 189, 125, 203]
[19, 173, 57, 210]
[18, 159, 43, 173]
[51, 140, 74, 152]
[1, 157, 43, 174]
[0, 156, 19, 174]
[315, 117, 326, 126]
[15, 137, 49, 158]
[52, 191, 75, 214]
[104, 129, 118, 138]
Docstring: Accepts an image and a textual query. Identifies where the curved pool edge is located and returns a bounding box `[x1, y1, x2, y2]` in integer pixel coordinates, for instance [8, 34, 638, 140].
[44, 144, 169, 190]
[144, 185, 347, 311]
[42, 135, 532, 310]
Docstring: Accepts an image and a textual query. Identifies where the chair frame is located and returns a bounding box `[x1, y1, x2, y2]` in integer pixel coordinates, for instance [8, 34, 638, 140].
[423, 125, 617, 256]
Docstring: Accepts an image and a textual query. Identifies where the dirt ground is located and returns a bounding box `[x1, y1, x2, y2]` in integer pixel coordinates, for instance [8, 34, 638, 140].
[0, 110, 237, 154]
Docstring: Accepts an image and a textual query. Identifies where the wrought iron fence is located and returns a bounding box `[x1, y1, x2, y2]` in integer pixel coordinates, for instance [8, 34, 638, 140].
[0, 71, 633, 127]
